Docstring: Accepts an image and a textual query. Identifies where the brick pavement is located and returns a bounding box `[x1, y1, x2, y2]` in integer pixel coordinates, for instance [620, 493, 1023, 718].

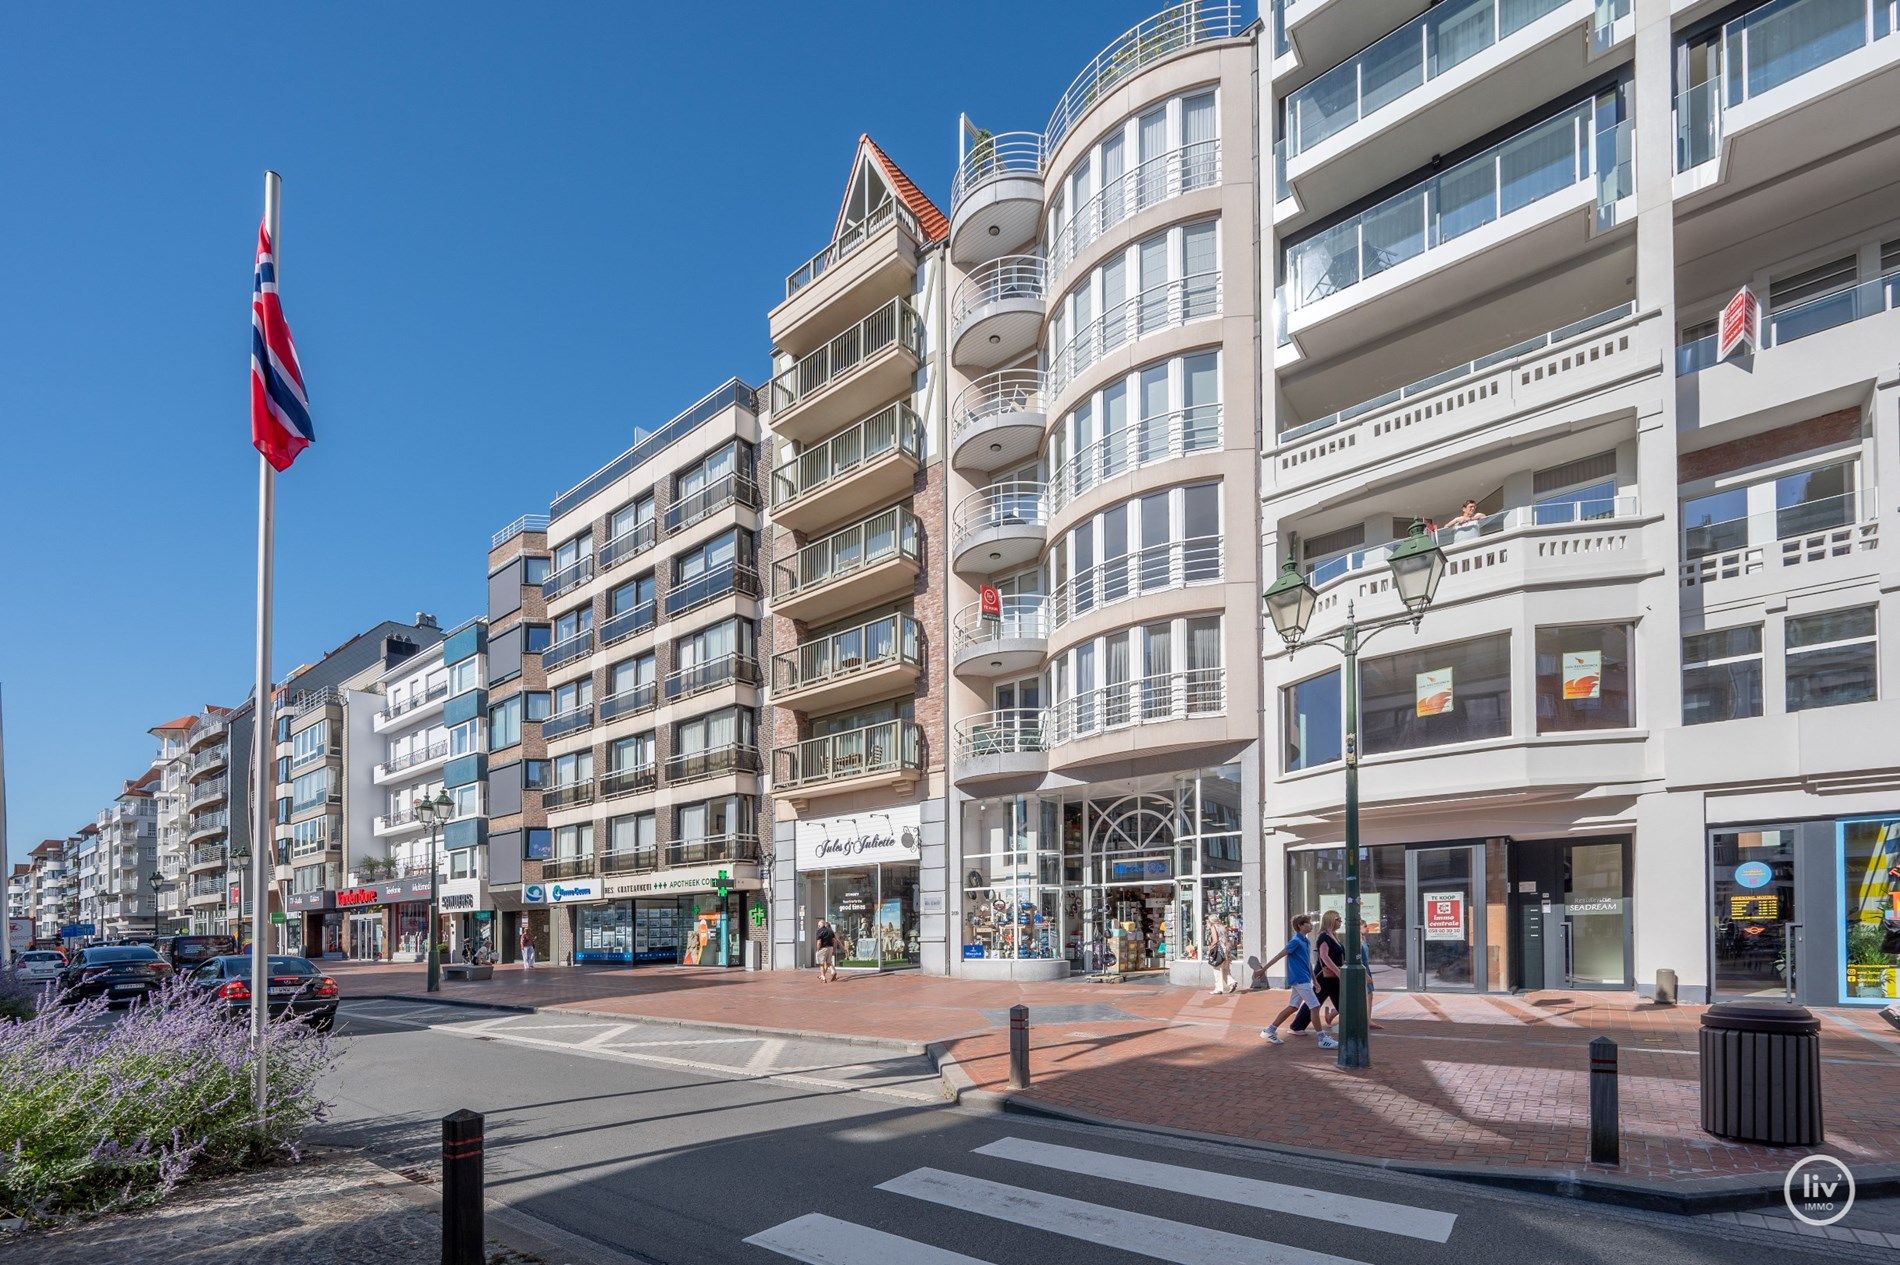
[328, 959, 1900, 1189]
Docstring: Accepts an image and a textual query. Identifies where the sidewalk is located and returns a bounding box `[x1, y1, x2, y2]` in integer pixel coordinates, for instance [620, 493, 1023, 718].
[330, 960, 1900, 1201]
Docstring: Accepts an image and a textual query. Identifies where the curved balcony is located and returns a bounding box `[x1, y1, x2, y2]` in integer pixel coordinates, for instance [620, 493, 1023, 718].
[187, 811, 230, 845]
[1046, 668, 1227, 770]
[1047, 403, 1223, 518]
[773, 720, 924, 806]
[771, 507, 921, 623]
[952, 482, 1048, 575]
[773, 614, 923, 715]
[1048, 272, 1222, 404]
[1049, 535, 1223, 632]
[951, 255, 1047, 370]
[187, 716, 226, 752]
[952, 598, 1050, 679]
[1045, 3, 1248, 156]
[187, 776, 229, 813]
[952, 710, 1049, 785]
[949, 131, 1045, 266]
[186, 844, 227, 874]
[951, 370, 1047, 475]
[770, 401, 924, 536]
[1049, 140, 1221, 282]
[189, 744, 229, 781]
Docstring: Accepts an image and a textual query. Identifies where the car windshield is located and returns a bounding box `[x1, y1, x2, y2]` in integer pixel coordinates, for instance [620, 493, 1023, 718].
[84, 948, 158, 963]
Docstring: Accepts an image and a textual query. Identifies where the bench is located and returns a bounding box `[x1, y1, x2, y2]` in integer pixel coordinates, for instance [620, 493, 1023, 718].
[442, 963, 493, 981]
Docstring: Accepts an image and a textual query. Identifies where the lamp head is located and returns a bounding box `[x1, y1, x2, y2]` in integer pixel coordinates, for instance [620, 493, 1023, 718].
[1263, 559, 1317, 649]
[1386, 519, 1446, 621]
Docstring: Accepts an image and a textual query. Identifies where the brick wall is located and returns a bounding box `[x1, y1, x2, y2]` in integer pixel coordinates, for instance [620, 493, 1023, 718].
[1679, 408, 1861, 483]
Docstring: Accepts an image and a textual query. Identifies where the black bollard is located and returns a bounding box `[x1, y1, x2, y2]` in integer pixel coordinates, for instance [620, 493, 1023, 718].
[1588, 1037, 1619, 1166]
[442, 1108, 484, 1265]
[1008, 1005, 1030, 1090]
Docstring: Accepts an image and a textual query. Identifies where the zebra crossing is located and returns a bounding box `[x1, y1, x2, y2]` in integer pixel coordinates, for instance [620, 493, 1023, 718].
[744, 1134, 1458, 1265]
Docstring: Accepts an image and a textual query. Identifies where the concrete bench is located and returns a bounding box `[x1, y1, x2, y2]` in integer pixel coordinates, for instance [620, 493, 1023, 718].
[442, 963, 493, 981]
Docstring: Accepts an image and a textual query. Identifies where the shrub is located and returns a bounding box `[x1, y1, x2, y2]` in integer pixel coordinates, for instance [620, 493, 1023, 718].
[0, 969, 44, 1023]
[0, 978, 336, 1224]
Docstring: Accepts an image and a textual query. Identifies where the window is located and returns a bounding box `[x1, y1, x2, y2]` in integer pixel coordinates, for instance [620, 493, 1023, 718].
[291, 721, 330, 769]
[1682, 487, 1749, 559]
[1775, 461, 1854, 540]
[676, 796, 752, 844]
[554, 823, 593, 859]
[1533, 452, 1618, 523]
[1285, 670, 1342, 771]
[611, 732, 655, 771]
[448, 719, 481, 756]
[553, 532, 592, 572]
[289, 816, 332, 858]
[449, 784, 481, 818]
[448, 658, 480, 696]
[1360, 633, 1511, 755]
[676, 618, 752, 672]
[608, 812, 656, 861]
[1787, 607, 1877, 712]
[524, 624, 552, 652]
[553, 750, 593, 788]
[289, 768, 331, 813]
[675, 706, 754, 752]
[553, 604, 593, 644]
[1535, 625, 1633, 732]
[523, 828, 552, 861]
[291, 864, 325, 895]
[611, 494, 654, 542]
[524, 557, 550, 586]
[1682, 626, 1762, 725]
[674, 528, 749, 582]
[447, 849, 476, 880]
[610, 652, 657, 698]
[553, 677, 593, 716]
[525, 691, 552, 721]
[524, 760, 550, 788]
[610, 574, 656, 616]
[488, 696, 522, 750]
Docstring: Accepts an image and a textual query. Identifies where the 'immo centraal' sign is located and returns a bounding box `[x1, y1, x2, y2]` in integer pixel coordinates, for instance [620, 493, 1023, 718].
[793, 805, 923, 872]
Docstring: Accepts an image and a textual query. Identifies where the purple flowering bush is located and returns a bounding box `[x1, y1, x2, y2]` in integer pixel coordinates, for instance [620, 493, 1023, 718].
[0, 968, 42, 1023]
[0, 978, 335, 1224]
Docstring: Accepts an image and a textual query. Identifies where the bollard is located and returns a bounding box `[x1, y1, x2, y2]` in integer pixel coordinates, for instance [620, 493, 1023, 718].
[1008, 1005, 1030, 1090]
[441, 1108, 484, 1265]
[1655, 968, 1678, 1006]
[1588, 1037, 1619, 1166]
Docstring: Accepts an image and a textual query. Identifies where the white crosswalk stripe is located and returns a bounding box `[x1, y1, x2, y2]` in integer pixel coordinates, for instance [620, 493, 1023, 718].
[745, 1212, 992, 1264]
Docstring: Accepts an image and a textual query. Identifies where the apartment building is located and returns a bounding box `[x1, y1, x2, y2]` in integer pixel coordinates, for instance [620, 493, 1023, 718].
[71, 822, 102, 936]
[530, 380, 767, 968]
[27, 838, 73, 942]
[1261, 0, 1900, 1007]
[269, 617, 445, 957]
[179, 702, 247, 937]
[483, 515, 552, 964]
[92, 770, 158, 939]
[148, 712, 203, 932]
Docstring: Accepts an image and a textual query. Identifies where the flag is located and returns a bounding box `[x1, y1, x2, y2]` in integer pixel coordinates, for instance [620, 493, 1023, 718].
[250, 222, 313, 470]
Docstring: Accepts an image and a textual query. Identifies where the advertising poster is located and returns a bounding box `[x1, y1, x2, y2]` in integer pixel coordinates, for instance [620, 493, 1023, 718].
[1415, 667, 1454, 717]
[1562, 650, 1602, 700]
[1423, 892, 1465, 941]
[1318, 893, 1382, 935]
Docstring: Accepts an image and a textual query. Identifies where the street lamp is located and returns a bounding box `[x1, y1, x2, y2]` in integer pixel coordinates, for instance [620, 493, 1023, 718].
[147, 869, 171, 941]
[416, 789, 454, 993]
[1264, 520, 1446, 1069]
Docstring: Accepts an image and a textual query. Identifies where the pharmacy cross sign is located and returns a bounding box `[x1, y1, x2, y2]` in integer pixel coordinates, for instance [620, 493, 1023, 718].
[717, 870, 729, 898]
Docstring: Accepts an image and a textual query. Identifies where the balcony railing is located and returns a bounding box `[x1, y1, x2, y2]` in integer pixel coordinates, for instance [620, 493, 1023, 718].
[543, 627, 595, 671]
[665, 472, 761, 534]
[786, 200, 922, 297]
[188, 811, 231, 838]
[378, 740, 449, 777]
[375, 807, 420, 832]
[543, 704, 595, 741]
[774, 614, 922, 695]
[1050, 140, 1221, 280]
[954, 709, 1049, 760]
[492, 513, 550, 548]
[542, 856, 597, 881]
[380, 681, 449, 724]
[542, 555, 595, 600]
[773, 507, 921, 601]
[1049, 272, 1221, 399]
[1047, 668, 1227, 746]
[1282, 103, 1629, 316]
[1049, 535, 1224, 628]
[543, 779, 596, 810]
[1681, 488, 1878, 586]
[600, 601, 658, 647]
[774, 720, 924, 790]
[286, 686, 342, 716]
[598, 681, 658, 723]
[951, 370, 1047, 448]
[951, 131, 1044, 213]
[1049, 404, 1222, 512]
[665, 652, 762, 701]
[951, 255, 1048, 328]
[603, 847, 659, 876]
[667, 833, 759, 867]
[771, 402, 924, 508]
[188, 777, 229, 807]
[952, 481, 1048, 549]
[1678, 272, 1900, 374]
[600, 519, 658, 571]
[600, 764, 658, 800]
[289, 741, 340, 772]
[665, 744, 762, 785]
[1308, 496, 1641, 587]
[189, 845, 227, 868]
[769, 298, 925, 416]
[191, 745, 229, 772]
[1045, 2, 1247, 153]
[1721, 0, 1895, 115]
[953, 597, 1051, 653]
[665, 561, 761, 618]
[1283, 0, 1572, 161]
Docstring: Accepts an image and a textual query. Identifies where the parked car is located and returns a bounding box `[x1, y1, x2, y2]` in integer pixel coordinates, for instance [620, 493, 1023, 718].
[185, 955, 338, 1032]
[57, 945, 172, 1005]
[165, 934, 238, 971]
[13, 950, 65, 985]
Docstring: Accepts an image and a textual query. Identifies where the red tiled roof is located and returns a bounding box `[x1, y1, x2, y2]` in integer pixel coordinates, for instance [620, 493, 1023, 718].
[31, 839, 62, 857]
[858, 135, 948, 243]
[78, 824, 100, 836]
[151, 714, 197, 733]
[129, 766, 161, 791]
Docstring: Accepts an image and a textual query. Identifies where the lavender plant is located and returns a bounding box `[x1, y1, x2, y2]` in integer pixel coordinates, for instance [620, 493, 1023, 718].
[0, 977, 336, 1224]
[0, 968, 43, 1023]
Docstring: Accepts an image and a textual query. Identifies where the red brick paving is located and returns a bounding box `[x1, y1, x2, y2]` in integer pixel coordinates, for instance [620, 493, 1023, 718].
[330, 960, 1900, 1186]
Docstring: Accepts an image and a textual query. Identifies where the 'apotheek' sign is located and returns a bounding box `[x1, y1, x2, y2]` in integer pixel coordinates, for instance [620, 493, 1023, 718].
[793, 805, 922, 872]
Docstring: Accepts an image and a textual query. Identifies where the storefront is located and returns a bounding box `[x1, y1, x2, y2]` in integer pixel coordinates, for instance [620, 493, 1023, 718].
[333, 876, 437, 962]
[438, 876, 493, 962]
[599, 864, 762, 967]
[284, 889, 336, 960]
[795, 807, 922, 971]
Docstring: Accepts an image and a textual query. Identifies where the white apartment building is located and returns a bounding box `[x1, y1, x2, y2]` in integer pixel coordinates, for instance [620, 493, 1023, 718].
[71, 823, 103, 937]
[180, 707, 237, 936]
[28, 837, 74, 942]
[148, 712, 201, 933]
[92, 771, 158, 939]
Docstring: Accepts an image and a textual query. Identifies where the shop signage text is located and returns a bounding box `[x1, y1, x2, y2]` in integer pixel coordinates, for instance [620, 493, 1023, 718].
[793, 805, 923, 872]
[336, 888, 378, 908]
[1422, 892, 1465, 941]
[1734, 861, 1773, 890]
[604, 864, 762, 898]
[547, 880, 600, 904]
[440, 893, 475, 911]
[1717, 286, 1760, 360]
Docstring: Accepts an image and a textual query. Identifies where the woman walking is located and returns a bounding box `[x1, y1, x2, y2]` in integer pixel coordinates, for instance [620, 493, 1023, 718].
[1204, 916, 1237, 995]
[1314, 910, 1345, 1028]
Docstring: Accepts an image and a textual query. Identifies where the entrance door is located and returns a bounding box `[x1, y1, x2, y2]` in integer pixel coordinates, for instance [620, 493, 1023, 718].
[1512, 840, 1631, 990]
[1711, 826, 1799, 999]
[1407, 845, 1484, 991]
[348, 912, 384, 960]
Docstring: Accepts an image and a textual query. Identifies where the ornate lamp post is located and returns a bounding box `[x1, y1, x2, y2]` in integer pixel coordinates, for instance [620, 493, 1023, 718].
[1264, 521, 1446, 1069]
[416, 789, 454, 993]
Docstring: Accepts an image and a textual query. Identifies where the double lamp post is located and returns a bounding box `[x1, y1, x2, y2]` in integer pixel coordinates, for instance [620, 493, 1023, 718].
[1263, 521, 1446, 1069]
[416, 788, 454, 993]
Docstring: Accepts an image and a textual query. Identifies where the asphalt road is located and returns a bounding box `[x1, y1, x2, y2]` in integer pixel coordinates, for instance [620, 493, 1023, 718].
[323, 1000, 1894, 1265]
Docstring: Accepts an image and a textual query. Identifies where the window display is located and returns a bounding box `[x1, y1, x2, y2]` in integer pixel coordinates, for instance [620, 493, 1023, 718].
[577, 902, 633, 963]
[1841, 817, 1900, 1002]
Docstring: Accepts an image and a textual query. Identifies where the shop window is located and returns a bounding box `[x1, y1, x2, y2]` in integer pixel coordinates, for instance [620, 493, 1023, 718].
[1283, 669, 1342, 771]
[1841, 817, 1900, 1002]
[1534, 624, 1633, 732]
[1359, 633, 1511, 756]
[1786, 606, 1877, 712]
[1682, 626, 1763, 725]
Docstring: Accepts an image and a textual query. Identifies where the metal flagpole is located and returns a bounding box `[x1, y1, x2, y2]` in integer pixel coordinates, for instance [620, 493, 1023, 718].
[250, 170, 283, 1122]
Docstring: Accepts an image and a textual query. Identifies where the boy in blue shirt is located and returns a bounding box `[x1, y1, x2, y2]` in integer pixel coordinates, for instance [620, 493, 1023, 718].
[1260, 913, 1336, 1049]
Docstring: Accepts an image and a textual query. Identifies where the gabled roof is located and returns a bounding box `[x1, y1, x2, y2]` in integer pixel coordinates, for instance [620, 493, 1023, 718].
[31, 839, 63, 858]
[839, 135, 947, 244]
[150, 714, 198, 734]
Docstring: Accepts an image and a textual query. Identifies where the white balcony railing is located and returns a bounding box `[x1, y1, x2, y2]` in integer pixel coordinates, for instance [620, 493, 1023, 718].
[1049, 535, 1224, 629]
[1049, 141, 1220, 281]
[952, 481, 1049, 550]
[1048, 403, 1222, 513]
[952, 255, 1047, 328]
[1049, 272, 1222, 400]
[774, 719, 925, 790]
[1046, 668, 1227, 746]
[769, 298, 924, 417]
[1308, 496, 1641, 588]
[953, 597, 1051, 653]
[951, 131, 1045, 214]
[952, 370, 1046, 447]
[785, 200, 922, 297]
[1045, 2, 1247, 153]
[772, 506, 922, 601]
[954, 709, 1049, 760]
[1680, 489, 1879, 588]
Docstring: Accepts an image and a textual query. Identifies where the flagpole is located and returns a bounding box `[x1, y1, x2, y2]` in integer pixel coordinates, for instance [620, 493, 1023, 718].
[250, 170, 283, 1124]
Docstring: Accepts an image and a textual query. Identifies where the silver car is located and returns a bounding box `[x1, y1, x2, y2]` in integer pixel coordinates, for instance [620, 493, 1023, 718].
[14, 950, 64, 984]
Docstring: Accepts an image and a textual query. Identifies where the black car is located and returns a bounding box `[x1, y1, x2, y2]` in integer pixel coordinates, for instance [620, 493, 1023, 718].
[57, 945, 173, 1005]
[185, 955, 338, 1031]
[166, 934, 238, 971]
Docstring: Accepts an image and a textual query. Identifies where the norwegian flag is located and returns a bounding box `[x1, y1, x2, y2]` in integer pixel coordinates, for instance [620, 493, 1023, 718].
[250, 222, 313, 470]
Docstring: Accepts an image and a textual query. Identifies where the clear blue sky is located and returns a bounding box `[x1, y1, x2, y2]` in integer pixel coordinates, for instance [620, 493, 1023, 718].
[0, 2, 1179, 867]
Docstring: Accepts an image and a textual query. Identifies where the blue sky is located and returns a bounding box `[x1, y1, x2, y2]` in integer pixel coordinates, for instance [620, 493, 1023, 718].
[0, 2, 1179, 866]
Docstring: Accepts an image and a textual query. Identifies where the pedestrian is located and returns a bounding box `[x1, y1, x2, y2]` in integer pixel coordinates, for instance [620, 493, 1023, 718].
[1259, 913, 1336, 1049]
[814, 919, 838, 983]
[1203, 916, 1235, 996]
[519, 921, 536, 970]
[1313, 910, 1344, 1029]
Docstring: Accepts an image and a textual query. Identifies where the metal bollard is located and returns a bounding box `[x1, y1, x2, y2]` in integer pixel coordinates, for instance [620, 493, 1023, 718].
[1008, 1005, 1030, 1090]
[442, 1108, 485, 1265]
[1588, 1037, 1619, 1166]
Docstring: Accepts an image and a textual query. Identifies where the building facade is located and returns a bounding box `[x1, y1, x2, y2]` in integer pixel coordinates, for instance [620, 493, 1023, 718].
[92, 771, 158, 939]
[180, 705, 239, 937]
[148, 711, 209, 934]
[482, 515, 552, 965]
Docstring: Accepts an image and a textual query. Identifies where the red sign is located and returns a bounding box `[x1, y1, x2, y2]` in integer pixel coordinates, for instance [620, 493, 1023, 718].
[336, 887, 378, 908]
[979, 584, 1002, 619]
[228, 883, 241, 904]
[1717, 286, 1759, 360]
[1422, 892, 1465, 941]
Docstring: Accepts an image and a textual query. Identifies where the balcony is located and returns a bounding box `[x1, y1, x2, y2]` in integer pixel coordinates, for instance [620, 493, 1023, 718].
[543, 704, 595, 742]
[1047, 668, 1228, 765]
[603, 847, 658, 876]
[771, 507, 922, 623]
[542, 555, 595, 601]
[1049, 403, 1223, 517]
[376, 681, 449, 730]
[600, 519, 658, 572]
[186, 811, 230, 844]
[187, 716, 226, 751]
[1050, 140, 1222, 283]
[665, 743, 762, 786]
[1679, 271, 1900, 375]
[542, 856, 598, 882]
[187, 776, 229, 812]
[543, 779, 596, 811]
[952, 598, 1051, 679]
[773, 720, 925, 804]
[768, 298, 925, 446]
[1045, 2, 1248, 154]
[600, 764, 658, 801]
[773, 614, 924, 714]
[374, 740, 450, 783]
[187, 845, 226, 874]
[543, 628, 595, 672]
[665, 561, 762, 619]
[186, 882, 226, 908]
[1049, 535, 1224, 631]
[286, 686, 342, 718]
[373, 807, 423, 837]
[951, 370, 1047, 475]
[664, 652, 762, 703]
[775, 201, 925, 359]
[1049, 271, 1222, 403]
[600, 601, 658, 649]
[951, 255, 1047, 370]
[951, 482, 1049, 575]
[770, 402, 924, 535]
[666, 834, 759, 868]
[664, 472, 761, 536]
[189, 745, 229, 778]
[598, 682, 658, 725]
[1679, 489, 1879, 603]
[949, 131, 1044, 266]
[952, 710, 1049, 785]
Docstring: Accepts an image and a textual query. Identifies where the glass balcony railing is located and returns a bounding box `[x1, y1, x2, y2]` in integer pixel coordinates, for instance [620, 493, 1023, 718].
[542, 704, 594, 741]
[1281, 103, 1628, 315]
[600, 601, 657, 647]
[1677, 271, 1900, 374]
[1683, 488, 1874, 562]
[665, 561, 761, 618]
[1045, 2, 1248, 153]
[666, 834, 759, 868]
[1283, 0, 1572, 160]
[543, 628, 595, 671]
[542, 779, 595, 811]
[773, 507, 922, 601]
[769, 298, 925, 417]
[599, 519, 657, 571]
[774, 720, 924, 790]
[599, 765, 658, 800]
[542, 555, 593, 600]
[774, 614, 923, 695]
[771, 402, 924, 508]
[664, 652, 761, 701]
[664, 472, 760, 534]
[665, 744, 762, 785]
[1048, 403, 1222, 512]
[542, 855, 597, 881]
[597, 681, 658, 723]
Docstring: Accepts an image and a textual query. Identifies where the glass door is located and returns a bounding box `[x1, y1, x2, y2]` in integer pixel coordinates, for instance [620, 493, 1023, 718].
[1407, 845, 1484, 991]
[1710, 826, 1798, 999]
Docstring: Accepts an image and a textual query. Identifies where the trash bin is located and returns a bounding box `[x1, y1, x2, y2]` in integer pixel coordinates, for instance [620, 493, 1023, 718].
[1699, 1001, 1824, 1146]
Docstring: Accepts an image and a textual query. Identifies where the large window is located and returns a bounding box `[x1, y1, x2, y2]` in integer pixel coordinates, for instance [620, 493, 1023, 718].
[553, 603, 593, 645]
[289, 768, 331, 813]
[1787, 606, 1877, 712]
[1842, 817, 1900, 1002]
[1052, 482, 1221, 624]
[1284, 669, 1343, 771]
[675, 706, 754, 753]
[489, 695, 523, 750]
[608, 812, 657, 865]
[290, 721, 329, 770]
[1047, 219, 1220, 396]
[1535, 625, 1633, 733]
[553, 750, 593, 789]
[1360, 633, 1511, 755]
[552, 677, 593, 717]
[1682, 626, 1762, 725]
[553, 531, 592, 573]
[289, 815, 332, 858]
[554, 823, 593, 859]
[1049, 351, 1221, 509]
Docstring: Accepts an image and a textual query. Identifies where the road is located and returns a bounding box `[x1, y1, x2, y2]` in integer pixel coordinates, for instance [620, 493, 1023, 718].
[323, 1000, 1895, 1265]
